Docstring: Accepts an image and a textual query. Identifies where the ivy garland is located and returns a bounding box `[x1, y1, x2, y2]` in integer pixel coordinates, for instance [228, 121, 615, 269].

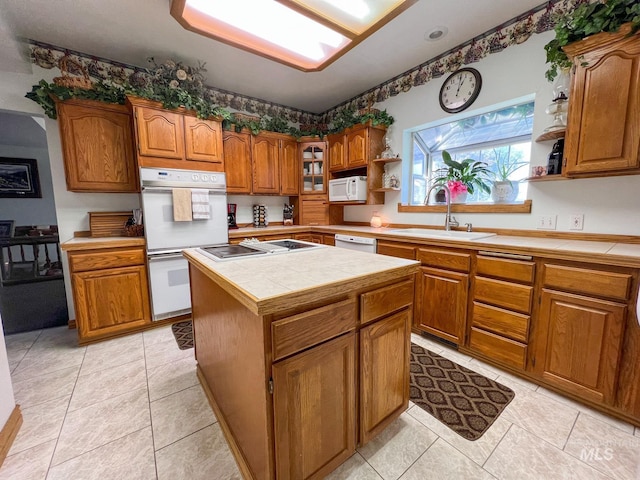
[544, 0, 640, 81]
[25, 56, 394, 136]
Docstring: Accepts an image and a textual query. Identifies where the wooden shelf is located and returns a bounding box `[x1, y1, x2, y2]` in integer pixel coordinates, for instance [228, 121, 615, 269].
[372, 156, 402, 164]
[372, 188, 400, 192]
[397, 199, 532, 214]
[535, 129, 565, 142]
[526, 174, 569, 182]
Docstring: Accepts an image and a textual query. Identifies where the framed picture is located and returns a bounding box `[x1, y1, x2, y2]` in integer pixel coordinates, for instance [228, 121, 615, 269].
[0, 158, 42, 198]
[0, 220, 15, 238]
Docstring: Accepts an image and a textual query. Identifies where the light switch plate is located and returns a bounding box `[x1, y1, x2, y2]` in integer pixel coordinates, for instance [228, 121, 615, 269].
[569, 213, 584, 230]
[537, 215, 557, 230]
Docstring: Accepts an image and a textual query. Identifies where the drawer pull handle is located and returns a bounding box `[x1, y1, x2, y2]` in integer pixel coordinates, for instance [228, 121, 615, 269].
[478, 251, 533, 261]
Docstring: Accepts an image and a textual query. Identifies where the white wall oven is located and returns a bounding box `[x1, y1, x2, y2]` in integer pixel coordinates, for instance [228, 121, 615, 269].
[140, 167, 228, 320]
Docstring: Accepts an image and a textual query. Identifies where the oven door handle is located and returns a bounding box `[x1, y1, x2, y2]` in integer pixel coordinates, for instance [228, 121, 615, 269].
[147, 252, 185, 261]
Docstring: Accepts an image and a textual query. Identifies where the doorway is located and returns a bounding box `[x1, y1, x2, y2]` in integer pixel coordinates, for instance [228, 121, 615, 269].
[0, 110, 68, 334]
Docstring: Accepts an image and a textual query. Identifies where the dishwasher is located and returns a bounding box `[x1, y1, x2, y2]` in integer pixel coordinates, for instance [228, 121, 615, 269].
[334, 234, 377, 253]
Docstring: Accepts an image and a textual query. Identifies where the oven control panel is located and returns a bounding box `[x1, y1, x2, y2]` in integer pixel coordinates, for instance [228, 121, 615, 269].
[140, 167, 227, 189]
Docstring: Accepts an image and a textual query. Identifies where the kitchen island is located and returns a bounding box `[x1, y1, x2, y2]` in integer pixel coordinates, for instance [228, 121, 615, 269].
[183, 246, 419, 480]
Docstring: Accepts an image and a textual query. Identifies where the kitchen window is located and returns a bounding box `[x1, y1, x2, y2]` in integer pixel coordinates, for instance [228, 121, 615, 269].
[409, 101, 535, 206]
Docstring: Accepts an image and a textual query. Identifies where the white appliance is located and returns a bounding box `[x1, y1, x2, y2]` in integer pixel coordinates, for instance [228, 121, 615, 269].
[329, 176, 368, 202]
[140, 167, 228, 320]
[334, 234, 377, 253]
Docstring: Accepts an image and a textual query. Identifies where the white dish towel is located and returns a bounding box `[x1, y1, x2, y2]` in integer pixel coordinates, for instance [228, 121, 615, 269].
[191, 189, 210, 220]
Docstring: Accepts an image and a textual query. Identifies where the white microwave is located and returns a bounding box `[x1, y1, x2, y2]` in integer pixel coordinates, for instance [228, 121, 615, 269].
[329, 176, 368, 202]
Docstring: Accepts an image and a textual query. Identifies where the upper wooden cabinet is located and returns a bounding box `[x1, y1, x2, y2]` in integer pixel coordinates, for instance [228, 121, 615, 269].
[279, 137, 299, 195]
[56, 99, 138, 192]
[346, 127, 369, 168]
[327, 133, 346, 171]
[563, 25, 640, 176]
[135, 107, 184, 160]
[300, 140, 327, 195]
[127, 96, 224, 172]
[328, 124, 386, 172]
[251, 132, 298, 195]
[252, 133, 280, 194]
[184, 116, 224, 163]
[223, 130, 252, 194]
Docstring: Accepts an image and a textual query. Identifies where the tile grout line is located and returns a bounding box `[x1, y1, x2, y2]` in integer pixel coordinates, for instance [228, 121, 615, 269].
[44, 340, 87, 476]
[561, 411, 618, 480]
[482, 422, 515, 470]
[141, 332, 160, 480]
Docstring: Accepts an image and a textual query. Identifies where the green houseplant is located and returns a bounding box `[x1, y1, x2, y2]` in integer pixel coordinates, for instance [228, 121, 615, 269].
[544, 0, 640, 81]
[432, 150, 492, 202]
[490, 155, 528, 203]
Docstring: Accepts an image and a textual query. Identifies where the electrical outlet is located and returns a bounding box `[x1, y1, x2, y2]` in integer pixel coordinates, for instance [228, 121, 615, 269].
[569, 213, 584, 230]
[537, 215, 557, 230]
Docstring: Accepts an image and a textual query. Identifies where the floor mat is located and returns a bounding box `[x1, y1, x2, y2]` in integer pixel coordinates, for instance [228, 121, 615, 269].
[410, 342, 515, 441]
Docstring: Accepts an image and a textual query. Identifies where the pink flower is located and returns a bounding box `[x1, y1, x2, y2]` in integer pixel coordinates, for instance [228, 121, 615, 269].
[446, 180, 468, 199]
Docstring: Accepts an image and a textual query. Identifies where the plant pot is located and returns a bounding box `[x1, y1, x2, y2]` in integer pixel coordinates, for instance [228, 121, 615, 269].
[491, 181, 518, 203]
[451, 191, 468, 204]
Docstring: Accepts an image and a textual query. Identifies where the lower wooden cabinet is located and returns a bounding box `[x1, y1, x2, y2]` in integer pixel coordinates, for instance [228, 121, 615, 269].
[533, 289, 626, 404]
[415, 266, 468, 345]
[68, 246, 151, 342]
[468, 253, 534, 369]
[294, 233, 323, 244]
[273, 333, 356, 479]
[360, 309, 410, 443]
[376, 241, 416, 259]
[190, 264, 416, 479]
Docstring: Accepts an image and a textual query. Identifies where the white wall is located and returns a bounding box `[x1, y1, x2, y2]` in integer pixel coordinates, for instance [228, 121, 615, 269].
[0, 313, 16, 432]
[227, 194, 290, 226]
[344, 31, 640, 236]
[0, 145, 58, 226]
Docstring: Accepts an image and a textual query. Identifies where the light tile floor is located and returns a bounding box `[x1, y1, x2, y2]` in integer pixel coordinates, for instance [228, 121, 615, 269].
[1, 326, 639, 480]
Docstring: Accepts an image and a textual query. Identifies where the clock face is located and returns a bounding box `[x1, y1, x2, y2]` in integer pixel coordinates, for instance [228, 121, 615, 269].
[439, 68, 482, 113]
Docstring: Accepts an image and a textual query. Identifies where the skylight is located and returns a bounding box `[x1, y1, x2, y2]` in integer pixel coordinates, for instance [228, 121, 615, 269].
[171, 0, 416, 71]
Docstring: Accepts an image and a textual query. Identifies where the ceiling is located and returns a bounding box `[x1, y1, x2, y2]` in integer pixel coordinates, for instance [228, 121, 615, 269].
[1, 0, 546, 113]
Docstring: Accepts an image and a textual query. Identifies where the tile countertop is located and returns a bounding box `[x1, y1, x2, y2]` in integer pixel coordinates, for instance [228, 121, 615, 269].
[61, 236, 146, 251]
[230, 225, 640, 267]
[183, 246, 419, 316]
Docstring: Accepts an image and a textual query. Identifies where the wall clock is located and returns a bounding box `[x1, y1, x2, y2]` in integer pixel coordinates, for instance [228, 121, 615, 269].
[439, 68, 482, 114]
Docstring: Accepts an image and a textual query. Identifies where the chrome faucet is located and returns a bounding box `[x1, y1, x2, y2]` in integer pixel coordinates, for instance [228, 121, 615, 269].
[424, 183, 459, 231]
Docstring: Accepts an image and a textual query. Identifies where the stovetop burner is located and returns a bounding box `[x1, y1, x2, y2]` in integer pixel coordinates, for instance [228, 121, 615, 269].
[201, 244, 267, 259]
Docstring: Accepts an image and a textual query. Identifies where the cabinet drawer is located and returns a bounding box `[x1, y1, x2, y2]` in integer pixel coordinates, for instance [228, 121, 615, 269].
[361, 279, 414, 325]
[417, 248, 471, 272]
[476, 255, 535, 284]
[471, 302, 530, 343]
[474, 277, 533, 314]
[469, 327, 526, 369]
[377, 241, 416, 260]
[272, 299, 356, 361]
[69, 248, 145, 272]
[543, 264, 632, 301]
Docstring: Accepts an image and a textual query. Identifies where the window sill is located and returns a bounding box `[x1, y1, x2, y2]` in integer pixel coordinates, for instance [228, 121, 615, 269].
[397, 199, 532, 214]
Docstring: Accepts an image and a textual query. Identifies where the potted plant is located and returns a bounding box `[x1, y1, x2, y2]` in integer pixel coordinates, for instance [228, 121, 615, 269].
[432, 150, 491, 203]
[544, 0, 640, 82]
[490, 155, 528, 203]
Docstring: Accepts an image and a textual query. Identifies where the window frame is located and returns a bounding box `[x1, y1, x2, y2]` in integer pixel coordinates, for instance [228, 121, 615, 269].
[401, 95, 536, 212]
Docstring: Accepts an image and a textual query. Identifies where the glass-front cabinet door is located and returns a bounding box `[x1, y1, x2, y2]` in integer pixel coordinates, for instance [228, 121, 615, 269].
[300, 141, 326, 194]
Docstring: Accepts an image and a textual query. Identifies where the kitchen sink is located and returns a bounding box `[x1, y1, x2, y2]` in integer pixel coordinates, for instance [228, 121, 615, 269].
[388, 228, 496, 241]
